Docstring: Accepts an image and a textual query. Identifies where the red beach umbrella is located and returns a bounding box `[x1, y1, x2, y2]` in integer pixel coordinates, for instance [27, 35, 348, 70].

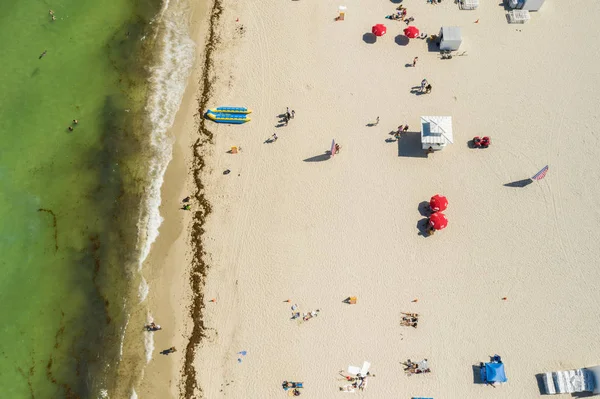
[430, 194, 448, 212]
[403, 26, 420, 39]
[429, 212, 448, 230]
[372, 24, 387, 37]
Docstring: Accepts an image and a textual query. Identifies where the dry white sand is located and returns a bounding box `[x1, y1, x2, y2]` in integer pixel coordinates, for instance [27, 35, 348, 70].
[151, 0, 600, 397]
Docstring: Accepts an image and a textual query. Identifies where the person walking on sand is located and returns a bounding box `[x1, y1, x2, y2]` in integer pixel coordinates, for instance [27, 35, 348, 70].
[412, 57, 418, 67]
[272, 133, 278, 142]
[375, 116, 380, 125]
[286, 107, 291, 120]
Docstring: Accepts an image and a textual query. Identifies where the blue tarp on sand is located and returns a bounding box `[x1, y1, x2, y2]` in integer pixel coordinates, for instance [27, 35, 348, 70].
[482, 362, 507, 383]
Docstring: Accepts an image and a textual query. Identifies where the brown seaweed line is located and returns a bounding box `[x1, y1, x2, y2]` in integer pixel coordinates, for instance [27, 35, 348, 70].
[180, 0, 222, 397]
[37, 208, 58, 252]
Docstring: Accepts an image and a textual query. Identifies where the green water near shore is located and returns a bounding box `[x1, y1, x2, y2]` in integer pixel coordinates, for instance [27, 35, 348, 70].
[0, 0, 160, 396]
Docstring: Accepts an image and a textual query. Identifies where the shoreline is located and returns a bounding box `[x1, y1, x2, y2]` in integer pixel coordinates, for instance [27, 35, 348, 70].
[131, 0, 215, 396]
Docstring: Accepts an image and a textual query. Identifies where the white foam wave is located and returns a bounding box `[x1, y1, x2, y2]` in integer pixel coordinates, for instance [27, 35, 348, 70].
[130, 388, 138, 399]
[138, 276, 149, 303]
[119, 304, 130, 361]
[98, 389, 109, 399]
[135, 0, 196, 272]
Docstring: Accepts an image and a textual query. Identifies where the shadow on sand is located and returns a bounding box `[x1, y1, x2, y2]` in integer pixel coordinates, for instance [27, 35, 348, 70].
[395, 35, 410, 46]
[416, 218, 431, 237]
[397, 132, 426, 158]
[303, 152, 331, 162]
[504, 178, 533, 188]
[363, 33, 377, 44]
[418, 201, 431, 217]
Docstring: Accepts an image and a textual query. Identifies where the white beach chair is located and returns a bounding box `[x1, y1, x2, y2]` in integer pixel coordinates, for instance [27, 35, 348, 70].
[507, 10, 531, 24]
[460, 0, 479, 10]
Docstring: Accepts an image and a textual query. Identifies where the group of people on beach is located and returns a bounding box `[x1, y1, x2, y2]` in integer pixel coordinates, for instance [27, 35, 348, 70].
[402, 359, 431, 375]
[270, 107, 296, 142]
[144, 321, 178, 355]
[421, 79, 432, 94]
[181, 196, 191, 211]
[386, 4, 414, 24]
[339, 371, 372, 392]
[290, 303, 320, 322]
[393, 124, 410, 140]
[400, 312, 419, 328]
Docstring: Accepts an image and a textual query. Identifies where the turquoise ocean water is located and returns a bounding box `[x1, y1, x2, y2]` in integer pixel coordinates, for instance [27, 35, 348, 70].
[0, 0, 170, 396]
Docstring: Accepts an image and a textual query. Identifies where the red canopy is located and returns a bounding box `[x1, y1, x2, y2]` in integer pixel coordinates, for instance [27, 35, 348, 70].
[429, 212, 448, 230]
[430, 194, 448, 212]
[372, 24, 387, 37]
[403, 26, 420, 39]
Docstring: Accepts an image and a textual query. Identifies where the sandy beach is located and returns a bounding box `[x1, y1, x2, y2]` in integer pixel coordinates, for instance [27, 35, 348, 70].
[139, 0, 600, 397]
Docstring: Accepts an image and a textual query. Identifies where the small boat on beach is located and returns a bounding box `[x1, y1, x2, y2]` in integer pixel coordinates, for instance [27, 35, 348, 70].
[205, 111, 251, 124]
[208, 106, 252, 114]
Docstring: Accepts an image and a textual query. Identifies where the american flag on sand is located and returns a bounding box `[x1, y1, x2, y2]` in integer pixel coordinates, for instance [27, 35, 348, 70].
[532, 165, 549, 181]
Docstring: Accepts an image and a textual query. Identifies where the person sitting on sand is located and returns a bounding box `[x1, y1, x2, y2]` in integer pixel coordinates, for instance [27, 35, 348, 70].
[335, 143, 340, 154]
[425, 84, 432, 93]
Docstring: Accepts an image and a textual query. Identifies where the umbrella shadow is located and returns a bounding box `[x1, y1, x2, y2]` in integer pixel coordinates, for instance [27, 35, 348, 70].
[363, 33, 377, 44]
[418, 201, 431, 217]
[504, 178, 533, 188]
[416, 218, 431, 237]
[303, 152, 331, 162]
[397, 132, 426, 158]
[395, 35, 410, 46]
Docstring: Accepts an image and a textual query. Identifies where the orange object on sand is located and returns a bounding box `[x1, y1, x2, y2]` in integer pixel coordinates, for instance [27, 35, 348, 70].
[231, 146, 238, 154]
[475, 19, 479, 23]
[349, 296, 357, 304]
[412, 298, 418, 303]
[502, 297, 507, 300]
[209, 298, 216, 303]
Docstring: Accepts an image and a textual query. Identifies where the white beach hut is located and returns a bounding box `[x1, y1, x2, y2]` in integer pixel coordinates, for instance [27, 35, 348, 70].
[421, 116, 453, 151]
[439, 27, 462, 51]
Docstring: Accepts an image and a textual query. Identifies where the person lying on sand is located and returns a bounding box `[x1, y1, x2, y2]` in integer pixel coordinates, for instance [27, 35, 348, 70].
[401, 320, 418, 328]
[402, 312, 419, 317]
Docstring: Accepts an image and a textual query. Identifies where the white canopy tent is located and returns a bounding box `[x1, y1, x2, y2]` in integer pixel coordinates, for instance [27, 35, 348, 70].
[421, 116, 453, 151]
[439, 26, 462, 51]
